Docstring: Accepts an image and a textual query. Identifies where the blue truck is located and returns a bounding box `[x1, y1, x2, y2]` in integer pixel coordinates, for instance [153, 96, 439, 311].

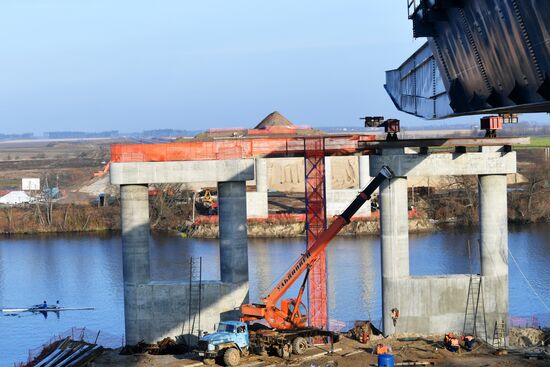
[196, 321, 338, 366]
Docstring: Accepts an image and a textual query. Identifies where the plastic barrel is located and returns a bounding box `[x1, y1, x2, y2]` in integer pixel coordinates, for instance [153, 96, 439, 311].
[378, 354, 395, 367]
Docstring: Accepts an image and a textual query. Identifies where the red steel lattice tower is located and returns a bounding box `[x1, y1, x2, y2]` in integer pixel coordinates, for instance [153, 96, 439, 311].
[303, 137, 328, 330]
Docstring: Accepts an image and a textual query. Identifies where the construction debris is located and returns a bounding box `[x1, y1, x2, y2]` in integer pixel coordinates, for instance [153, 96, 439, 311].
[22, 337, 103, 367]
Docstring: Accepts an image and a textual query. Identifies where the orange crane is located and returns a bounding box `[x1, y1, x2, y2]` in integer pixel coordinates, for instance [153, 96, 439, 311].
[241, 165, 393, 329]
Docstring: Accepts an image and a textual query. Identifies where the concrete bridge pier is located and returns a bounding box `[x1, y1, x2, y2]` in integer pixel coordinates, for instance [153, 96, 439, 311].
[219, 181, 249, 284]
[121, 184, 151, 346]
[479, 173, 509, 339]
[246, 158, 268, 218]
[112, 159, 254, 345]
[371, 144, 516, 339]
[379, 173, 410, 335]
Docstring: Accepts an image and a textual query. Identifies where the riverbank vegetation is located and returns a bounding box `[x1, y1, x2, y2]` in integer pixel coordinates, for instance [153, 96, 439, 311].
[0, 147, 547, 235]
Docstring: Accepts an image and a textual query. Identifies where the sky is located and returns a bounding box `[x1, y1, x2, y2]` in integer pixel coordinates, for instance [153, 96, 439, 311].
[1, 1, 546, 134]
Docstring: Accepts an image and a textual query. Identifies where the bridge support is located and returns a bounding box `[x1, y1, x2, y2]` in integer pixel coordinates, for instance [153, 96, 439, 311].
[113, 159, 254, 345]
[246, 158, 268, 218]
[372, 145, 515, 341]
[121, 184, 150, 345]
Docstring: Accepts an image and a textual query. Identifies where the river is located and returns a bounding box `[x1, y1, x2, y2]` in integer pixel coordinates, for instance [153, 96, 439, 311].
[1, 224, 549, 365]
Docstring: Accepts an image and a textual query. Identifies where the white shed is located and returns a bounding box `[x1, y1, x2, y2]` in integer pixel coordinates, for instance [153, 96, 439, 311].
[0, 191, 32, 205]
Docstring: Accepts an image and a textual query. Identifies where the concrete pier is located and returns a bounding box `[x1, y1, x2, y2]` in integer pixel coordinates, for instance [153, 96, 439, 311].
[246, 158, 268, 218]
[218, 181, 249, 284]
[112, 159, 254, 345]
[479, 173, 509, 338]
[121, 184, 151, 346]
[358, 155, 370, 188]
[371, 146, 516, 338]
[380, 175, 410, 335]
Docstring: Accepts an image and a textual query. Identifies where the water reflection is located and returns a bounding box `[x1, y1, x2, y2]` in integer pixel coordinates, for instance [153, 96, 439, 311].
[0, 224, 549, 365]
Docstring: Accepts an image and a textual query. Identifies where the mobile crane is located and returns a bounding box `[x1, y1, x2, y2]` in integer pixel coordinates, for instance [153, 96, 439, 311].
[196, 165, 393, 366]
[240, 165, 393, 329]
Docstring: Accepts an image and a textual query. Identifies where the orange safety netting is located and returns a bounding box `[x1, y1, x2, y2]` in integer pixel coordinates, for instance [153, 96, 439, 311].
[111, 135, 376, 162]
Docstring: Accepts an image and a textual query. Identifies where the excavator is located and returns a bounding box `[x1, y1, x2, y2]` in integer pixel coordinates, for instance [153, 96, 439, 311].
[240, 165, 393, 329]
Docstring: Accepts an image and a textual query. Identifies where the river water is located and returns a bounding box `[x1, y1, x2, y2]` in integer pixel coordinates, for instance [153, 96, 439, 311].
[1, 224, 549, 365]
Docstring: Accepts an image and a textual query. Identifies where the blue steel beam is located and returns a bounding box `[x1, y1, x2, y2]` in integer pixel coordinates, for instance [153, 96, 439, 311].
[386, 0, 550, 119]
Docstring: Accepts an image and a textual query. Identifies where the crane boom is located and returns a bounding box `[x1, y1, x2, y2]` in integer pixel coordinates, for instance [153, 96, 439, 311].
[241, 165, 393, 329]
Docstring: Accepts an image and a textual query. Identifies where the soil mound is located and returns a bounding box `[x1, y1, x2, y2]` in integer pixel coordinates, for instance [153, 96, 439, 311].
[254, 111, 295, 129]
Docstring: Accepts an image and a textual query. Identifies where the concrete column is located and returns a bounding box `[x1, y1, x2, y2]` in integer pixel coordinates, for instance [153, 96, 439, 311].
[380, 175, 409, 335]
[358, 155, 370, 188]
[218, 181, 249, 284]
[478, 174, 509, 340]
[479, 174, 508, 277]
[324, 156, 332, 191]
[255, 158, 268, 193]
[120, 184, 150, 345]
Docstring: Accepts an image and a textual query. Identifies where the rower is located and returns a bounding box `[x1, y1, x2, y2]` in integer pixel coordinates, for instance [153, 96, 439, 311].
[40, 300, 48, 309]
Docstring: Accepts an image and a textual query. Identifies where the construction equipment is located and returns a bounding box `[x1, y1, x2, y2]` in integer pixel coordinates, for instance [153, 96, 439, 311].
[361, 116, 400, 141]
[240, 166, 393, 329]
[195, 189, 218, 215]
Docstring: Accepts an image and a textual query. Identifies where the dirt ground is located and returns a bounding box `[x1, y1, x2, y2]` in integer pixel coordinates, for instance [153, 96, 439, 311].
[0, 139, 119, 193]
[94, 334, 550, 367]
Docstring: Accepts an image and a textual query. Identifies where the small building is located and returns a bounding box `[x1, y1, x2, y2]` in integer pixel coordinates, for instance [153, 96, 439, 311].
[0, 191, 32, 205]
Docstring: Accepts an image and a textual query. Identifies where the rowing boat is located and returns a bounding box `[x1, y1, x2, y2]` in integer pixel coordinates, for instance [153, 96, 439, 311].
[2, 306, 94, 313]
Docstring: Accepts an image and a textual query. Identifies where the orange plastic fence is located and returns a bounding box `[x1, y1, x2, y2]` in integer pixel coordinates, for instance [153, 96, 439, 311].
[111, 135, 376, 162]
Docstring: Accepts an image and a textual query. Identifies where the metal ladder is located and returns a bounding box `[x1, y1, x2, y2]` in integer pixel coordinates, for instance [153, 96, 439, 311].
[463, 275, 487, 339]
[463, 240, 488, 340]
[492, 320, 507, 349]
[186, 256, 202, 346]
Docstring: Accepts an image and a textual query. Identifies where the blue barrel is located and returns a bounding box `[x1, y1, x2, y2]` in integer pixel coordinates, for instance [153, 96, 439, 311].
[378, 354, 395, 367]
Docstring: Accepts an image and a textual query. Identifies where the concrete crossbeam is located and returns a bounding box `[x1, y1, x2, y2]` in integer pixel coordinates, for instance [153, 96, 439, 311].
[370, 151, 516, 177]
[110, 159, 254, 185]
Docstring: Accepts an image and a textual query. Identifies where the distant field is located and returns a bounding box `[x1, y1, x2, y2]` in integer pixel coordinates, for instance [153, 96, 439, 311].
[515, 136, 550, 149]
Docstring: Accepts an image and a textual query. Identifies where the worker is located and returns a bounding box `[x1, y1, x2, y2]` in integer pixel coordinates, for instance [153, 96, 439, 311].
[376, 344, 392, 355]
[463, 335, 475, 351]
[444, 333, 459, 352]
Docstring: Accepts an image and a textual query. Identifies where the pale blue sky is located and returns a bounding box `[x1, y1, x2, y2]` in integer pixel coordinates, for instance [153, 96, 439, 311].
[2, 1, 542, 134]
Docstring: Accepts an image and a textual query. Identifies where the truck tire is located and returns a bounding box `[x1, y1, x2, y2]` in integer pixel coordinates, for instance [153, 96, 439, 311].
[223, 347, 240, 366]
[276, 343, 292, 359]
[292, 337, 308, 355]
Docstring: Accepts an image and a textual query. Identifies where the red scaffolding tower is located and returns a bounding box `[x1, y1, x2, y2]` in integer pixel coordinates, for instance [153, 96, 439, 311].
[304, 137, 328, 330]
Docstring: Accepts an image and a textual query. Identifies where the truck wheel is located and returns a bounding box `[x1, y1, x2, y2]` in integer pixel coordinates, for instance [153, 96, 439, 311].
[223, 348, 240, 366]
[276, 343, 292, 359]
[292, 337, 308, 355]
[203, 358, 215, 365]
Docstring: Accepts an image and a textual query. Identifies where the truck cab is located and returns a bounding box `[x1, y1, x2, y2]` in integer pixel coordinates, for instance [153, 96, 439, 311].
[196, 321, 249, 366]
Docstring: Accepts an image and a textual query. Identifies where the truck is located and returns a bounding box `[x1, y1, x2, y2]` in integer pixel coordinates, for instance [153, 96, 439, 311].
[196, 321, 339, 366]
[195, 166, 393, 366]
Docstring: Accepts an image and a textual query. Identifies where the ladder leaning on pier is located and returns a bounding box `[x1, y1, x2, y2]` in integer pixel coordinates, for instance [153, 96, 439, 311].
[185, 256, 202, 346]
[463, 240, 487, 340]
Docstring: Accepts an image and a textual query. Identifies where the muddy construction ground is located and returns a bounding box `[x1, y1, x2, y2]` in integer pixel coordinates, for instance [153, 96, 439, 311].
[95, 333, 550, 367]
